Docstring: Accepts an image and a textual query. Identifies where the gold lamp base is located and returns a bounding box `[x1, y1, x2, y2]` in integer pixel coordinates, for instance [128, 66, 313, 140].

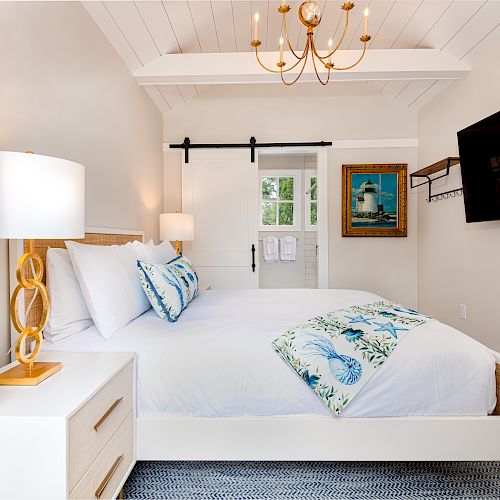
[175, 240, 182, 255]
[0, 361, 62, 386]
[3, 239, 61, 386]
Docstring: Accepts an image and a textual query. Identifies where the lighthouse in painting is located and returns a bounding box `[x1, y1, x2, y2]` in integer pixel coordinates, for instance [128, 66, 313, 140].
[361, 179, 378, 213]
[350, 172, 397, 229]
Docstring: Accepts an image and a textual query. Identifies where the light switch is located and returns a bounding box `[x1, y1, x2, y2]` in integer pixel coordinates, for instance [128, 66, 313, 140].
[459, 304, 467, 320]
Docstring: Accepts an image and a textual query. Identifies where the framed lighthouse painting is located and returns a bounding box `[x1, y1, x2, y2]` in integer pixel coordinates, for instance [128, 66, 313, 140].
[342, 164, 407, 237]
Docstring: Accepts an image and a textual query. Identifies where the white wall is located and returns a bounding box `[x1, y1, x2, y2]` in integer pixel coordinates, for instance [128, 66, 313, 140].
[417, 43, 500, 351]
[0, 2, 163, 366]
[164, 94, 418, 306]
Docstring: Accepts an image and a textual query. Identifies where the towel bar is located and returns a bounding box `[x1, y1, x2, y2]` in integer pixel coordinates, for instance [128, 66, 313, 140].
[258, 237, 299, 241]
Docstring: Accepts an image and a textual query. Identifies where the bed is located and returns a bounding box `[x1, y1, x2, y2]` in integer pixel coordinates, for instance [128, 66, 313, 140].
[9, 229, 500, 461]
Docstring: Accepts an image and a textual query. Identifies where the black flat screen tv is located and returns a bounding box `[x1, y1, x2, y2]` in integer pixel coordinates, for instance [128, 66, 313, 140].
[457, 110, 500, 223]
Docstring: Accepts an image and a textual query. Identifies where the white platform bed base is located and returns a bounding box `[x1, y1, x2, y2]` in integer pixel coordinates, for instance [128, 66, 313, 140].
[139, 350, 500, 461]
[137, 414, 500, 461]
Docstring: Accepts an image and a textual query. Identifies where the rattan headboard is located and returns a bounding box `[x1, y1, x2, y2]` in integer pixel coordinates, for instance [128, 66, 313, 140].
[9, 228, 144, 349]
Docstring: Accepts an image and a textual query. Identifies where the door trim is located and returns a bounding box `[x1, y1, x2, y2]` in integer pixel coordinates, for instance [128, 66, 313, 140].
[317, 148, 329, 289]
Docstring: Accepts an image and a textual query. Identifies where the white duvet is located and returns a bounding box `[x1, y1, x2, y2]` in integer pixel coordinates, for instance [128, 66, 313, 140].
[44, 289, 496, 418]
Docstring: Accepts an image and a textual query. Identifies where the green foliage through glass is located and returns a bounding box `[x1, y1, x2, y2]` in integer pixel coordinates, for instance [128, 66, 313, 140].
[262, 177, 277, 200]
[261, 175, 295, 226]
[310, 177, 317, 201]
[279, 177, 294, 201]
[279, 202, 294, 225]
[310, 201, 317, 226]
[262, 202, 277, 225]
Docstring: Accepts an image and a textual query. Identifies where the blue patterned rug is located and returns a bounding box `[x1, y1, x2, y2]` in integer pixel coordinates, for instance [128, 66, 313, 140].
[123, 461, 500, 499]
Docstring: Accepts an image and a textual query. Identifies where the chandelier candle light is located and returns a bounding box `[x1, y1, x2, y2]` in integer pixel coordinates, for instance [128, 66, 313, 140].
[251, 0, 371, 85]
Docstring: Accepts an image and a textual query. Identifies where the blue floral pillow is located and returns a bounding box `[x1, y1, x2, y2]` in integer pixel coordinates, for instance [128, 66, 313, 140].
[137, 255, 199, 322]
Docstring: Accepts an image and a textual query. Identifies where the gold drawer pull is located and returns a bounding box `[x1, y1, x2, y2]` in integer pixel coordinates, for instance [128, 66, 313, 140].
[95, 454, 124, 499]
[94, 397, 123, 432]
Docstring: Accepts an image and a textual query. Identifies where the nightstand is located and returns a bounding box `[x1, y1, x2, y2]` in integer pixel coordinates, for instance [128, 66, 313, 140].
[0, 351, 136, 500]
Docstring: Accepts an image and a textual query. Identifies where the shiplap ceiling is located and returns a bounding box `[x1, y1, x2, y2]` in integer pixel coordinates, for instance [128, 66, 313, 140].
[83, 1, 500, 113]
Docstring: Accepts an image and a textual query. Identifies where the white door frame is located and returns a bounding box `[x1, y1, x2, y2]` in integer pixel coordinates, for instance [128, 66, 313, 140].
[258, 146, 329, 289]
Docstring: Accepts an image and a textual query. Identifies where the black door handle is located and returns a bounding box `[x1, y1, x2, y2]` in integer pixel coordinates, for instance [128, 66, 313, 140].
[251, 244, 256, 272]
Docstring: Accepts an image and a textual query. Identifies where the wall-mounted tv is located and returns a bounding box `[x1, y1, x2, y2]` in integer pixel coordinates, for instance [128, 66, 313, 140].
[457, 110, 500, 223]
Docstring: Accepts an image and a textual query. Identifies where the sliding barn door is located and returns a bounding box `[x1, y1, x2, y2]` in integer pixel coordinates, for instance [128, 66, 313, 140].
[182, 149, 259, 288]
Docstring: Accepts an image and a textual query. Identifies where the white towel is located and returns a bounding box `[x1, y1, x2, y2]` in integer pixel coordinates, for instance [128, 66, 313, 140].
[262, 236, 279, 263]
[280, 236, 297, 262]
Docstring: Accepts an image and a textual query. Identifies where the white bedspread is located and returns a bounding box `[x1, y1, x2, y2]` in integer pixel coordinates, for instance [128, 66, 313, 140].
[44, 289, 496, 418]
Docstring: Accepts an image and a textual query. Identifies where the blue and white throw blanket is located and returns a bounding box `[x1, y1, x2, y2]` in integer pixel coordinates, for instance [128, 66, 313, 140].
[272, 301, 432, 415]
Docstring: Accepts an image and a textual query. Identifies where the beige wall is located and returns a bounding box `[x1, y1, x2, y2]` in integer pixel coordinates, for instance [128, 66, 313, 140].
[330, 147, 418, 306]
[164, 94, 418, 306]
[0, 2, 163, 366]
[417, 43, 500, 351]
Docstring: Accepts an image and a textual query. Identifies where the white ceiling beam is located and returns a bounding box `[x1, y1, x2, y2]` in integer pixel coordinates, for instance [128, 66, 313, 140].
[133, 48, 469, 85]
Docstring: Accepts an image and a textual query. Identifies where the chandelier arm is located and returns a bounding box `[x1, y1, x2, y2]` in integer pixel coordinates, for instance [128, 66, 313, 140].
[283, 12, 308, 60]
[310, 36, 326, 62]
[280, 42, 311, 86]
[254, 46, 282, 74]
[328, 8, 350, 58]
[311, 44, 330, 85]
[314, 9, 350, 61]
[282, 56, 309, 73]
[331, 42, 367, 71]
[255, 45, 308, 74]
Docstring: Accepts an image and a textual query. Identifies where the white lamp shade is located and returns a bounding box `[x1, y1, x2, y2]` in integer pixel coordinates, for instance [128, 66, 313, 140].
[0, 151, 85, 239]
[160, 213, 194, 242]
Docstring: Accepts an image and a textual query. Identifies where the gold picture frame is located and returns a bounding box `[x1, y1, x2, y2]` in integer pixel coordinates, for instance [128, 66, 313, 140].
[342, 164, 407, 237]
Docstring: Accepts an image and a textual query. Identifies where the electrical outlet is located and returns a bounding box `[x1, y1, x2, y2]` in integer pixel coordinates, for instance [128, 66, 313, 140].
[459, 304, 467, 320]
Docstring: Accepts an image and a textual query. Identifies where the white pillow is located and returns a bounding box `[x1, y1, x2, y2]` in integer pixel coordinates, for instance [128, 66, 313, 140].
[44, 248, 93, 342]
[145, 239, 177, 263]
[66, 241, 151, 339]
[129, 240, 175, 264]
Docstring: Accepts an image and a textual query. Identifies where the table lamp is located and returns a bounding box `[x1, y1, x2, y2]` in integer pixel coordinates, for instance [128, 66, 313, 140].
[160, 212, 194, 255]
[0, 151, 85, 385]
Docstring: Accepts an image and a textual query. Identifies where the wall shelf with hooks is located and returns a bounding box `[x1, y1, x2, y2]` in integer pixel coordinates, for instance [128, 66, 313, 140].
[410, 157, 462, 202]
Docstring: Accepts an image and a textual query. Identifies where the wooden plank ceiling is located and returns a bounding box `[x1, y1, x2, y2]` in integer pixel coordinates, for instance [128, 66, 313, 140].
[83, 0, 500, 113]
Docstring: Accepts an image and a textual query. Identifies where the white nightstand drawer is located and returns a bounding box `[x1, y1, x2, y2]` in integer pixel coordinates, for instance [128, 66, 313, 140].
[69, 360, 133, 490]
[70, 411, 134, 500]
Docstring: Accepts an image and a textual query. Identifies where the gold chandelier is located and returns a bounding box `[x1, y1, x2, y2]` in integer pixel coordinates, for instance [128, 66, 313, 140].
[250, 0, 371, 85]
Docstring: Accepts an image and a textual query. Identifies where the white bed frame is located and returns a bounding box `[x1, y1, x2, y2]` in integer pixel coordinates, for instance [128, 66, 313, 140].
[9, 227, 500, 461]
[137, 407, 500, 461]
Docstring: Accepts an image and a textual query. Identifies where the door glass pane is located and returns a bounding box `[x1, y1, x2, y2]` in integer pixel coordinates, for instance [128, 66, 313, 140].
[310, 201, 317, 226]
[279, 177, 294, 201]
[310, 177, 317, 201]
[262, 202, 277, 225]
[279, 202, 294, 225]
[262, 177, 277, 200]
